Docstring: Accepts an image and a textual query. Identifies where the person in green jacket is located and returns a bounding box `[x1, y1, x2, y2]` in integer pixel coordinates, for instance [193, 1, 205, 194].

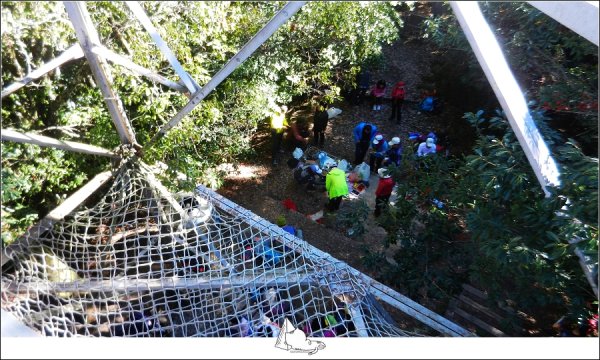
[325, 165, 349, 212]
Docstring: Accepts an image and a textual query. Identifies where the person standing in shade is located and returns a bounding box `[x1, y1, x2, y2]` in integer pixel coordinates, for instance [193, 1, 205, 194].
[374, 168, 395, 217]
[389, 81, 405, 125]
[417, 137, 437, 157]
[270, 105, 289, 166]
[312, 103, 329, 147]
[369, 133, 389, 174]
[352, 121, 378, 165]
[325, 165, 349, 212]
[354, 69, 371, 105]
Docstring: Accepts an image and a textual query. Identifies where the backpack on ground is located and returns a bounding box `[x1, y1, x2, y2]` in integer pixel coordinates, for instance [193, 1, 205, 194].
[420, 96, 435, 112]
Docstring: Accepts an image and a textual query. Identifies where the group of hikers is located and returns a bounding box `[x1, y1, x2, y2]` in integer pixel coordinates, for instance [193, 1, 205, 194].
[270, 75, 443, 220]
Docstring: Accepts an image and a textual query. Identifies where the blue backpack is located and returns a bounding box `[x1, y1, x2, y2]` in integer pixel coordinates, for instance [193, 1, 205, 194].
[420, 96, 435, 112]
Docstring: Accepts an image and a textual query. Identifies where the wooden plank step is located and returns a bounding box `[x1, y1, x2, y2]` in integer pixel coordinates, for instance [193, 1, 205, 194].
[445, 298, 477, 336]
[462, 283, 488, 300]
[451, 301, 506, 337]
[456, 294, 527, 335]
[458, 294, 505, 323]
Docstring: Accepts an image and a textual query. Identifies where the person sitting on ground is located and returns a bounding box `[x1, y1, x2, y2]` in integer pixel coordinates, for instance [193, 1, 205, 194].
[370, 79, 386, 111]
[276, 215, 302, 239]
[383, 137, 403, 167]
[325, 164, 349, 212]
[352, 121, 378, 165]
[369, 133, 389, 174]
[293, 164, 325, 191]
[419, 89, 441, 114]
[374, 168, 395, 217]
[288, 120, 310, 151]
[417, 137, 437, 157]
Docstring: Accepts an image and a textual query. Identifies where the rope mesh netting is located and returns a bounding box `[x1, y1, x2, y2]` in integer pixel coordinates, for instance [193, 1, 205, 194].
[1, 161, 422, 337]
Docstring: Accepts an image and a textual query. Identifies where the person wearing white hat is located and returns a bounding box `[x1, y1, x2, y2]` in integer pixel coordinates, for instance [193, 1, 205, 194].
[417, 137, 436, 157]
[383, 136, 403, 167]
[374, 167, 395, 217]
[369, 133, 389, 173]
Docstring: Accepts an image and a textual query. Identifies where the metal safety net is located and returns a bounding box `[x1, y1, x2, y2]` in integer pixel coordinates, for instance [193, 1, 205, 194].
[1, 161, 422, 337]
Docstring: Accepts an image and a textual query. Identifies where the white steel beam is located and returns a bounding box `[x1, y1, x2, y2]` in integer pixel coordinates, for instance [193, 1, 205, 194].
[1, 171, 114, 267]
[145, 2, 306, 149]
[125, 2, 199, 94]
[452, 1, 598, 298]
[1, 309, 41, 337]
[194, 185, 472, 337]
[1, 44, 84, 99]
[527, 1, 599, 46]
[347, 304, 370, 337]
[1, 128, 118, 158]
[450, 1, 561, 196]
[5, 273, 317, 293]
[91, 45, 188, 93]
[63, 2, 137, 146]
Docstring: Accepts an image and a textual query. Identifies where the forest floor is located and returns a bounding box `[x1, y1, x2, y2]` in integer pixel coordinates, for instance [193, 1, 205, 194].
[217, 11, 457, 331]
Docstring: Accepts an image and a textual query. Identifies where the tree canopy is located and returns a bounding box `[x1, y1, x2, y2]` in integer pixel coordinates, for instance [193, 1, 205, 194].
[1, 1, 401, 244]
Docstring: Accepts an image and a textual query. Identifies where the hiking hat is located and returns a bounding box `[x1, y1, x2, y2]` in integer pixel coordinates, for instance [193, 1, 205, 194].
[378, 168, 391, 179]
[309, 164, 322, 174]
[426, 137, 435, 148]
[373, 134, 384, 144]
[389, 137, 401, 146]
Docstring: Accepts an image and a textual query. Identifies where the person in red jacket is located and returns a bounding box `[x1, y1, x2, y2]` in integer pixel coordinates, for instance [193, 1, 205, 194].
[374, 167, 395, 217]
[389, 81, 405, 124]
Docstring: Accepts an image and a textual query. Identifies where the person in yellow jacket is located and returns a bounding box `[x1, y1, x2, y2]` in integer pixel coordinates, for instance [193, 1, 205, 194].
[270, 105, 289, 166]
[325, 165, 349, 212]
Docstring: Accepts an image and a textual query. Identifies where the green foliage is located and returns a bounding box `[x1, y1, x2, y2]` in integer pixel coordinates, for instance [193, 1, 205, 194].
[1, 2, 402, 243]
[459, 111, 597, 322]
[369, 108, 597, 331]
[335, 199, 370, 239]
[421, 2, 598, 120]
[367, 155, 468, 301]
[1, 142, 95, 245]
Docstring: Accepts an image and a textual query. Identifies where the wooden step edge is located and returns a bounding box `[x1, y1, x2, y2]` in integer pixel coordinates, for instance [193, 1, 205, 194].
[451, 302, 506, 337]
[458, 294, 505, 323]
[462, 284, 488, 300]
[457, 294, 527, 335]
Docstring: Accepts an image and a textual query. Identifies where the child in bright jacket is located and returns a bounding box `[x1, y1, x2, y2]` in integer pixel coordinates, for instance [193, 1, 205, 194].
[370, 80, 386, 111]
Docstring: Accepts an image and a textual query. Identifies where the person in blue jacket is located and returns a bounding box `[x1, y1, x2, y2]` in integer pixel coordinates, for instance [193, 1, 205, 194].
[352, 122, 377, 165]
[368, 133, 389, 174]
